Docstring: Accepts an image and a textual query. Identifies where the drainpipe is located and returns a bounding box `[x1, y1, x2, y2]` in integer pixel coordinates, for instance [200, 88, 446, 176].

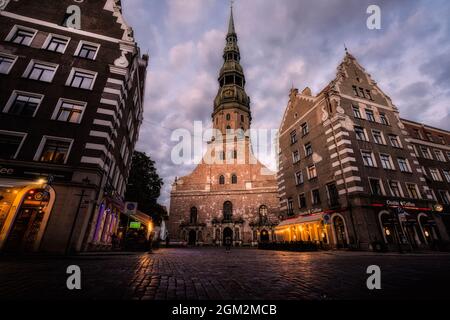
[325, 93, 359, 249]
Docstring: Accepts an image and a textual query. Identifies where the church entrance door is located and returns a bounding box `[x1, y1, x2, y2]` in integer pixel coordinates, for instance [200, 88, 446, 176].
[223, 227, 233, 246]
[188, 230, 196, 246]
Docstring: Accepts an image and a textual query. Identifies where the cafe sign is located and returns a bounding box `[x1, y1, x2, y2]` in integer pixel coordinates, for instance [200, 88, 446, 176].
[0, 163, 73, 182]
[386, 200, 416, 207]
[299, 208, 323, 216]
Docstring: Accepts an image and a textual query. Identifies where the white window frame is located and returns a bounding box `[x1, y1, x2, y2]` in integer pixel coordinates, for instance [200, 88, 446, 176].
[307, 164, 317, 180]
[379, 153, 394, 170]
[369, 177, 386, 196]
[397, 158, 412, 173]
[304, 142, 313, 157]
[42, 33, 71, 54]
[430, 168, 443, 182]
[438, 190, 450, 205]
[433, 149, 446, 162]
[388, 180, 404, 198]
[292, 150, 300, 164]
[74, 40, 101, 60]
[406, 183, 421, 199]
[5, 25, 38, 46]
[388, 134, 402, 148]
[365, 109, 375, 122]
[361, 150, 377, 167]
[34, 135, 74, 164]
[0, 52, 19, 74]
[420, 146, 432, 159]
[66, 67, 98, 90]
[371, 129, 386, 145]
[3, 90, 44, 117]
[295, 170, 304, 185]
[0, 130, 27, 159]
[355, 126, 368, 141]
[51, 98, 87, 124]
[443, 170, 450, 183]
[22, 59, 59, 83]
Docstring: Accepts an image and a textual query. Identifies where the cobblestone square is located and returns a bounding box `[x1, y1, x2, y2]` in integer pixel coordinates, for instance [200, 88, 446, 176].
[1, 248, 449, 300]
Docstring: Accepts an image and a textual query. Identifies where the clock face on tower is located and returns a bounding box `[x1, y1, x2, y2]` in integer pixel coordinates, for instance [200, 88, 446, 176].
[224, 89, 233, 98]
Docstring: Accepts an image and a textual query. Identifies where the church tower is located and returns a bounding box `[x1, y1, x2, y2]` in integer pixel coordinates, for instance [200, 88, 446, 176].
[168, 5, 280, 247]
[213, 6, 251, 134]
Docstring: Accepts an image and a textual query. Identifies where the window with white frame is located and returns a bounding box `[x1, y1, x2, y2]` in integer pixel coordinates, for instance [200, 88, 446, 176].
[389, 181, 403, 197]
[298, 194, 307, 209]
[301, 122, 309, 136]
[23, 60, 58, 82]
[295, 171, 304, 185]
[369, 178, 384, 196]
[372, 130, 385, 145]
[426, 132, 433, 142]
[430, 168, 443, 181]
[51, 99, 86, 124]
[304, 142, 313, 157]
[412, 144, 420, 157]
[434, 149, 446, 162]
[362, 151, 376, 167]
[397, 158, 411, 173]
[43, 34, 70, 53]
[3, 91, 44, 117]
[420, 146, 432, 159]
[290, 130, 297, 144]
[443, 170, 450, 183]
[66, 68, 97, 90]
[292, 150, 300, 163]
[353, 106, 362, 118]
[35, 136, 73, 164]
[0, 53, 18, 74]
[439, 190, 450, 205]
[389, 134, 402, 148]
[0, 130, 27, 159]
[379, 113, 389, 125]
[307, 165, 317, 180]
[406, 183, 420, 199]
[380, 154, 394, 170]
[355, 126, 368, 141]
[365, 109, 375, 122]
[6, 25, 37, 46]
[75, 41, 100, 60]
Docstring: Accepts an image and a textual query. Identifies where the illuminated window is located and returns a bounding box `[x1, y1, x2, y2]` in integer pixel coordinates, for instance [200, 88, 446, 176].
[35, 136, 73, 164]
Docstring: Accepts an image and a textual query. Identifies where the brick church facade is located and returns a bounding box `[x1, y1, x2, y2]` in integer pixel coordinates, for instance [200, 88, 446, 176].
[168, 8, 279, 246]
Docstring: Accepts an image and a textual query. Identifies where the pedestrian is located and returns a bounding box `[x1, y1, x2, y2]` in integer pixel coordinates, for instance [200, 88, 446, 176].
[225, 236, 232, 252]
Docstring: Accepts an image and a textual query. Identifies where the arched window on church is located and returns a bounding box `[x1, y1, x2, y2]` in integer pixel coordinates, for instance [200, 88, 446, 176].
[219, 175, 225, 185]
[190, 207, 198, 224]
[231, 174, 238, 184]
[223, 201, 233, 221]
[259, 205, 268, 224]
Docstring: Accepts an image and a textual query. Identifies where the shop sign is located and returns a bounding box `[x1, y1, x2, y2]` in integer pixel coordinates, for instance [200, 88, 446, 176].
[299, 208, 323, 216]
[124, 202, 138, 216]
[0, 163, 73, 182]
[386, 200, 416, 207]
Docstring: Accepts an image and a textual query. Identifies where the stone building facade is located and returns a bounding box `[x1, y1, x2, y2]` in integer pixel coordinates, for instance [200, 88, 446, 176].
[276, 51, 449, 251]
[0, 0, 148, 253]
[168, 8, 279, 246]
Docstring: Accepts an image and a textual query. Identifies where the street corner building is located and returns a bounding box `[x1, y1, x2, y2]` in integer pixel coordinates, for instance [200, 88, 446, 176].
[276, 51, 450, 251]
[168, 8, 280, 247]
[0, 0, 148, 254]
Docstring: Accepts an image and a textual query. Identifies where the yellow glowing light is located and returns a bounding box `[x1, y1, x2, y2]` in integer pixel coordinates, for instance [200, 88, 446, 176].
[424, 230, 430, 237]
[36, 179, 47, 185]
[385, 228, 391, 236]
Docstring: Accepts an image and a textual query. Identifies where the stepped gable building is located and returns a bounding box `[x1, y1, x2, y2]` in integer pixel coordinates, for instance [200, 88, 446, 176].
[169, 7, 280, 246]
[276, 51, 449, 251]
[0, 0, 148, 253]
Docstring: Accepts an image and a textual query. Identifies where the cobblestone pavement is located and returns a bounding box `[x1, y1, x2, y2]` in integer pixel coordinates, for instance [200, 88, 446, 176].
[1, 248, 449, 300]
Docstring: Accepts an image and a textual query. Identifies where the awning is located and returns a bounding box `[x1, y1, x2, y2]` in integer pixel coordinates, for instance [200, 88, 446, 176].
[277, 214, 324, 227]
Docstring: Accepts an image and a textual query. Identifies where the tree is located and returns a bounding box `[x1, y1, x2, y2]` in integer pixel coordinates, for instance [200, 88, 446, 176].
[125, 151, 164, 218]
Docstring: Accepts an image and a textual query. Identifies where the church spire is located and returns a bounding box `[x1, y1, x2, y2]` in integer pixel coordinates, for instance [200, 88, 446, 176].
[228, 2, 236, 35]
[213, 3, 251, 125]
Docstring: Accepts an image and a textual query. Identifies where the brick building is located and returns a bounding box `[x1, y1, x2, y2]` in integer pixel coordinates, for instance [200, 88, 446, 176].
[276, 51, 449, 251]
[401, 120, 450, 236]
[168, 8, 279, 246]
[0, 0, 148, 253]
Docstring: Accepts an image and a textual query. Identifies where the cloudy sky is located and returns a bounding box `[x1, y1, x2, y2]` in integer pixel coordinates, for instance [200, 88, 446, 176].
[121, 0, 450, 207]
